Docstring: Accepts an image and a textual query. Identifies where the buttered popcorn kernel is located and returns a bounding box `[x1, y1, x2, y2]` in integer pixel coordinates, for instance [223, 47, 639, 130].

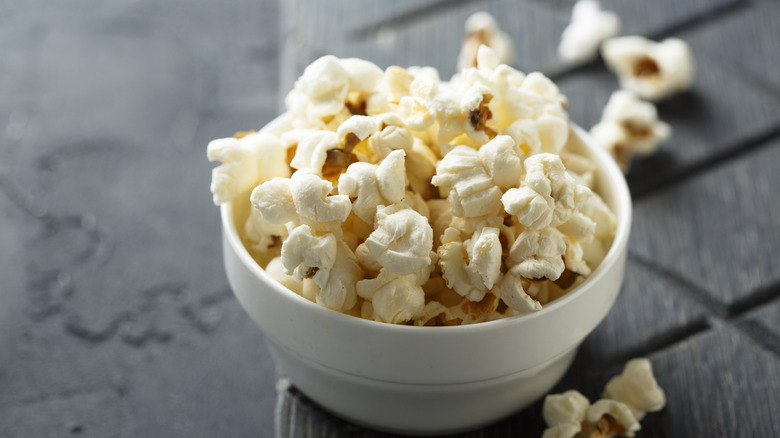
[210, 49, 618, 325]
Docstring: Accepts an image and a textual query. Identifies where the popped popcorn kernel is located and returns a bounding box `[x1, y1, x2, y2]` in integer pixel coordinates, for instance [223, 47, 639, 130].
[602, 36, 695, 101]
[338, 149, 407, 226]
[457, 12, 514, 71]
[208, 131, 289, 205]
[364, 204, 434, 275]
[603, 358, 666, 420]
[558, 0, 620, 66]
[591, 90, 671, 172]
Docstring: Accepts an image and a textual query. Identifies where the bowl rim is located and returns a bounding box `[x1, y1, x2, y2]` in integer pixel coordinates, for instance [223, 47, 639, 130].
[220, 120, 632, 335]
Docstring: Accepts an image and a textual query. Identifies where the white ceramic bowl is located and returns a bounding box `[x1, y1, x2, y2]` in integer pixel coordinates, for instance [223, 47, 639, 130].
[220, 122, 631, 435]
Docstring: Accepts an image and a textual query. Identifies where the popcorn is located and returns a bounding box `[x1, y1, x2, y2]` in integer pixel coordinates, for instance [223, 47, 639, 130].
[603, 358, 666, 420]
[590, 90, 672, 172]
[438, 225, 502, 302]
[558, 0, 620, 66]
[587, 399, 641, 437]
[602, 36, 695, 101]
[363, 204, 433, 275]
[210, 53, 618, 325]
[338, 149, 407, 225]
[281, 225, 361, 311]
[432, 133, 531, 218]
[543, 390, 590, 427]
[207, 131, 289, 205]
[457, 12, 514, 71]
[357, 268, 427, 324]
[502, 153, 591, 230]
[508, 228, 566, 280]
[542, 358, 664, 437]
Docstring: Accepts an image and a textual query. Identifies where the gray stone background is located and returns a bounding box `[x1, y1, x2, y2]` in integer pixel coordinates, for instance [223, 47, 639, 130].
[1, 0, 779, 437]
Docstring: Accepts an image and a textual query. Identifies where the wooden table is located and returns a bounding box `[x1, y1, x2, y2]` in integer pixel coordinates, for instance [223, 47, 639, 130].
[0, 0, 777, 437]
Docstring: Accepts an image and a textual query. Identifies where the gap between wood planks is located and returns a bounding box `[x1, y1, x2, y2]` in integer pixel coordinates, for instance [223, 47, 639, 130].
[350, 0, 489, 39]
[628, 252, 780, 359]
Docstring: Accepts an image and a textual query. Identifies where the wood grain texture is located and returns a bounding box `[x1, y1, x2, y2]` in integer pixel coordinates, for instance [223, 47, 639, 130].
[680, 2, 780, 93]
[631, 140, 780, 309]
[641, 327, 780, 438]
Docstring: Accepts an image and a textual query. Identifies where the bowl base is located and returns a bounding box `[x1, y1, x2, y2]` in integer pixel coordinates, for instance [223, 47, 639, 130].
[266, 337, 578, 435]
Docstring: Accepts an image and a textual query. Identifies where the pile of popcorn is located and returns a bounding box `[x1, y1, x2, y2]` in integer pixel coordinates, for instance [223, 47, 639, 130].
[542, 358, 666, 437]
[208, 45, 617, 326]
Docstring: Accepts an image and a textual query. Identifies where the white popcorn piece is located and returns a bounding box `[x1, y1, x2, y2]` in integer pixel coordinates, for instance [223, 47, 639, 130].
[289, 130, 340, 175]
[340, 57, 385, 94]
[508, 228, 566, 280]
[265, 256, 303, 295]
[338, 149, 407, 225]
[589, 121, 632, 173]
[587, 399, 641, 437]
[244, 205, 284, 254]
[437, 223, 503, 302]
[251, 171, 352, 232]
[499, 265, 543, 313]
[405, 138, 439, 199]
[281, 224, 337, 282]
[281, 225, 361, 311]
[591, 90, 671, 172]
[502, 153, 590, 230]
[288, 55, 350, 121]
[207, 131, 289, 205]
[601, 90, 671, 155]
[250, 177, 298, 225]
[457, 12, 514, 71]
[543, 389, 590, 428]
[357, 268, 426, 324]
[558, 0, 620, 66]
[521, 72, 569, 116]
[290, 170, 352, 224]
[431, 145, 504, 218]
[363, 204, 433, 275]
[478, 135, 524, 189]
[603, 358, 666, 420]
[602, 36, 695, 101]
[286, 56, 385, 124]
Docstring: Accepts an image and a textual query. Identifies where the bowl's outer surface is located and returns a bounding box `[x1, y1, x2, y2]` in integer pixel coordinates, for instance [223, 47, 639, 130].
[219, 119, 631, 433]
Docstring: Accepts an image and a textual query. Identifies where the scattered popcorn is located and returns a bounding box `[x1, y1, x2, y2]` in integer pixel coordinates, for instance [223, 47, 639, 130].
[542, 358, 664, 437]
[457, 12, 514, 71]
[602, 36, 695, 101]
[603, 358, 666, 420]
[210, 51, 618, 325]
[558, 0, 620, 66]
[543, 390, 590, 427]
[587, 399, 641, 437]
[590, 90, 671, 172]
